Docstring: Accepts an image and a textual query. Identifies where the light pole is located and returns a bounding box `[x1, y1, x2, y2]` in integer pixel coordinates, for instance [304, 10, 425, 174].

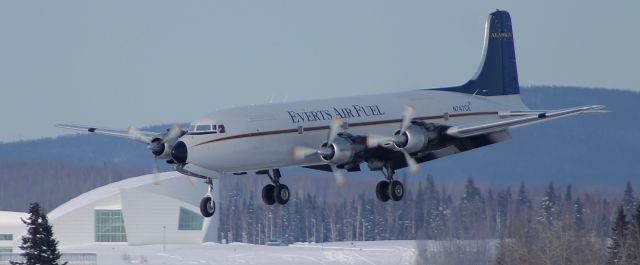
[162, 226, 166, 252]
[311, 219, 316, 243]
[258, 223, 262, 245]
[268, 214, 273, 240]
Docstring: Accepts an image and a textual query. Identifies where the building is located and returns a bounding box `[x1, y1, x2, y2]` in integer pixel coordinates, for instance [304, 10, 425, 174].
[0, 172, 220, 251]
[0, 212, 25, 253]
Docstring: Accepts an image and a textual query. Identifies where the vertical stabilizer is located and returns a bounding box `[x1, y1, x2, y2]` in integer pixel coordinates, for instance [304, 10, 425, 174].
[435, 10, 520, 97]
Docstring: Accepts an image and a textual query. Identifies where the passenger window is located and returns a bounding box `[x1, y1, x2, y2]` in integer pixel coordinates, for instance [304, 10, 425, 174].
[217, 125, 226, 133]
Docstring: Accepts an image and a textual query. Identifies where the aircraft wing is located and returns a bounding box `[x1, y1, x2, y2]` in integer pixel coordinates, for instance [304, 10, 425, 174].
[446, 105, 605, 138]
[55, 124, 158, 143]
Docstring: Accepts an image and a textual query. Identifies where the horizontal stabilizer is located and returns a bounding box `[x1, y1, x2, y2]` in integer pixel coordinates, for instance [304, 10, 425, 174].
[446, 105, 605, 138]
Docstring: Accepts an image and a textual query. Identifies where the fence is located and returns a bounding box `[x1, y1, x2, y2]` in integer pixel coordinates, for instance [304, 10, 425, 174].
[0, 253, 97, 265]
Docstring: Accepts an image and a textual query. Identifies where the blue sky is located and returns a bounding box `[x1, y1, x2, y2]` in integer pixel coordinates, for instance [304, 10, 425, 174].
[1, 1, 638, 142]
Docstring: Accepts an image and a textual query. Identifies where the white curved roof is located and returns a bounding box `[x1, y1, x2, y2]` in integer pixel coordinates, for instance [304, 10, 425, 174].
[48, 171, 182, 219]
[0, 211, 27, 226]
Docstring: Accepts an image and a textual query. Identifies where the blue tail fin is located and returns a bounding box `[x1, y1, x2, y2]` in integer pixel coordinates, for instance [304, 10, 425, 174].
[435, 10, 519, 96]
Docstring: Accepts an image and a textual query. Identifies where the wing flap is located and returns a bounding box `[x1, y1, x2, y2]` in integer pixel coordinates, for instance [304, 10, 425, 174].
[446, 105, 605, 138]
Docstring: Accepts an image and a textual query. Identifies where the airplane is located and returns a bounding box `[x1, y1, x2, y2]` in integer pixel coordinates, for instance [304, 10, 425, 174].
[57, 10, 604, 218]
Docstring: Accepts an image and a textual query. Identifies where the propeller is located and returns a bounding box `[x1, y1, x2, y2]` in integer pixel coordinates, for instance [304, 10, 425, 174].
[152, 158, 161, 185]
[329, 164, 346, 186]
[162, 123, 184, 144]
[366, 103, 420, 174]
[292, 118, 349, 186]
[126, 125, 152, 144]
[400, 103, 416, 134]
[126, 123, 189, 186]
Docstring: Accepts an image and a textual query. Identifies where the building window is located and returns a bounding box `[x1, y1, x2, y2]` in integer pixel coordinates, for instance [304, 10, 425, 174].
[95, 210, 127, 242]
[178, 207, 203, 230]
[0, 247, 11, 253]
[0, 234, 12, 241]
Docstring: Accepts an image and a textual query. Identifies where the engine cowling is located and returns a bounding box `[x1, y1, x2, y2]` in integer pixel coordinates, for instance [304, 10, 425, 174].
[319, 136, 356, 165]
[393, 125, 429, 153]
[150, 138, 173, 160]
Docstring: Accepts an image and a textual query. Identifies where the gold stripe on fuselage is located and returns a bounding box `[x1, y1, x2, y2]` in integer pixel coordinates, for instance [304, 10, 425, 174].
[191, 111, 498, 148]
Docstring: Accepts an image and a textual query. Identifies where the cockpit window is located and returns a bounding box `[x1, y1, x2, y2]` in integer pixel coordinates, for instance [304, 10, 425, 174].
[187, 123, 226, 135]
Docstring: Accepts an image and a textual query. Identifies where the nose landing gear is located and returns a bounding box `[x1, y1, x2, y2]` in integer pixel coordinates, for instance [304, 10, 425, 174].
[375, 164, 405, 202]
[261, 169, 290, 205]
[200, 178, 216, 217]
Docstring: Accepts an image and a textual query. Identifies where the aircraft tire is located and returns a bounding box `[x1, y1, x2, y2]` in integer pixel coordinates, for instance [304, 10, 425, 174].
[200, 196, 216, 217]
[274, 184, 290, 205]
[262, 184, 276, 205]
[389, 180, 404, 201]
[376, 181, 390, 202]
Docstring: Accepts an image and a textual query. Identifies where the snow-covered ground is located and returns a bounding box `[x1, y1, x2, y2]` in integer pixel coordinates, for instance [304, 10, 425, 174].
[61, 241, 417, 265]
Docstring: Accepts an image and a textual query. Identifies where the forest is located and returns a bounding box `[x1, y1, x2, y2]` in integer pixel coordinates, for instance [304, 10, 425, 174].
[218, 174, 639, 265]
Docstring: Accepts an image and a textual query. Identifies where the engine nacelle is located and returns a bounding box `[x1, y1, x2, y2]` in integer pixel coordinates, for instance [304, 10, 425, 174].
[319, 136, 356, 165]
[393, 125, 429, 153]
[150, 138, 173, 160]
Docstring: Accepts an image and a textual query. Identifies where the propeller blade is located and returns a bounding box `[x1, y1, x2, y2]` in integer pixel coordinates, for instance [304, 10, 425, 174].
[126, 125, 152, 144]
[186, 174, 194, 186]
[162, 123, 183, 143]
[366, 134, 392, 148]
[400, 104, 416, 133]
[329, 164, 346, 187]
[400, 149, 420, 174]
[327, 117, 344, 144]
[152, 157, 161, 186]
[292, 146, 318, 160]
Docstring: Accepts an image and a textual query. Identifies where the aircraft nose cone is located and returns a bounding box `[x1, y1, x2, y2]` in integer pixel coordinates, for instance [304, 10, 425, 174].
[171, 141, 188, 164]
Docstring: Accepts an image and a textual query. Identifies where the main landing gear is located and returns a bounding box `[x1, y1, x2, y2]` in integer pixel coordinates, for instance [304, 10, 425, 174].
[200, 178, 216, 217]
[261, 168, 290, 205]
[375, 164, 405, 202]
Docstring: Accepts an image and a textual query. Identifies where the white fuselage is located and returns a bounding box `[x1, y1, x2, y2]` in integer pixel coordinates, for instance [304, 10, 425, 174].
[180, 89, 526, 173]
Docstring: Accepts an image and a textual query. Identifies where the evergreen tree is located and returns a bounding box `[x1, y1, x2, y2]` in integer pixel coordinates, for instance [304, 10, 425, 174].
[515, 181, 532, 216]
[496, 190, 511, 237]
[628, 203, 640, 264]
[12, 203, 67, 265]
[424, 175, 444, 239]
[458, 177, 485, 238]
[607, 205, 629, 265]
[439, 186, 452, 237]
[413, 182, 425, 236]
[564, 184, 573, 203]
[574, 196, 585, 230]
[538, 182, 557, 225]
[486, 188, 497, 237]
[622, 181, 635, 218]
[599, 199, 612, 237]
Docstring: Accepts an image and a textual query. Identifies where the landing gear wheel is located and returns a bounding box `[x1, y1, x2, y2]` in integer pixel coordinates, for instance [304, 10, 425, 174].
[390, 180, 404, 201]
[262, 184, 276, 205]
[376, 181, 390, 202]
[274, 184, 290, 205]
[200, 196, 216, 217]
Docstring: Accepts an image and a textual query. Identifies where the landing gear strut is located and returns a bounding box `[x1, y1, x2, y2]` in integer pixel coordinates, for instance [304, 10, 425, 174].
[375, 163, 404, 202]
[200, 178, 216, 217]
[261, 169, 290, 205]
